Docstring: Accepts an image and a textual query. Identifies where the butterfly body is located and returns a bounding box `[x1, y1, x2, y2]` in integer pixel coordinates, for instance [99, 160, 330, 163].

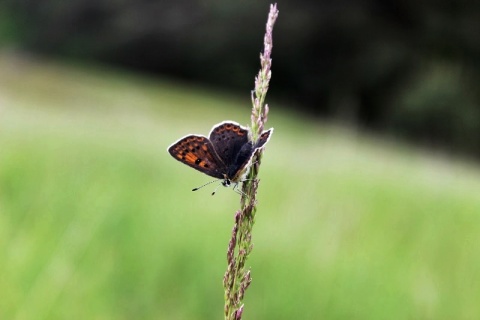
[168, 121, 273, 192]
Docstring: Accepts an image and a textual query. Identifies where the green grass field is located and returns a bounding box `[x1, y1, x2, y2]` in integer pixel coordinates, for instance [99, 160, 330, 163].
[1, 53, 480, 319]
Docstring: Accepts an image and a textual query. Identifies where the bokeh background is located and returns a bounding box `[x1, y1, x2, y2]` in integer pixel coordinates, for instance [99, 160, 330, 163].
[1, 1, 480, 319]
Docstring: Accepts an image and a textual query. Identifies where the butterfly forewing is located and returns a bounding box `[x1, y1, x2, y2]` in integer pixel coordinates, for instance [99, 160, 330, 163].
[209, 122, 250, 167]
[255, 129, 273, 149]
[168, 135, 226, 179]
[228, 128, 274, 181]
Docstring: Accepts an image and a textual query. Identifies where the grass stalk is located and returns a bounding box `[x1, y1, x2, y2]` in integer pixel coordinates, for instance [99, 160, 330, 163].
[223, 4, 279, 319]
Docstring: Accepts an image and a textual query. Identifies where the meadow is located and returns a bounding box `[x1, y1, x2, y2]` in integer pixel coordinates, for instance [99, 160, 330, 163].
[1, 53, 480, 319]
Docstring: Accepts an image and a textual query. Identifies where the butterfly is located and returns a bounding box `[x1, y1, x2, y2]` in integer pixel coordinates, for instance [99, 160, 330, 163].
[167, 121, 273, 194]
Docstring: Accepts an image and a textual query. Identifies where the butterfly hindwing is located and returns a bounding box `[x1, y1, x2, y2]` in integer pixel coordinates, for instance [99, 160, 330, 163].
[168, 135, 226, 179]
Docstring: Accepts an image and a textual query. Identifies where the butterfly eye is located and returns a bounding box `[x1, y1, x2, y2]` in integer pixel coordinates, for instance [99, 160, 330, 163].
[195, 158, 202, 165]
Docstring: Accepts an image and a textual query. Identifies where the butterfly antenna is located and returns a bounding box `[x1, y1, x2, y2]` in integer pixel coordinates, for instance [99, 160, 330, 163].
[211, 183, 224, 196]
[192, 179, 219, 192]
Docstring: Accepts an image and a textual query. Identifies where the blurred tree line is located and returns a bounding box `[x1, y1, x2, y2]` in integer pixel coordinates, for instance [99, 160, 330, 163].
[2, 0, 480, 157]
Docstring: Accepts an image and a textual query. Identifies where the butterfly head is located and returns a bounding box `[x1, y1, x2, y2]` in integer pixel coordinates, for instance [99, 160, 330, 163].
[222, 177, 232, 187]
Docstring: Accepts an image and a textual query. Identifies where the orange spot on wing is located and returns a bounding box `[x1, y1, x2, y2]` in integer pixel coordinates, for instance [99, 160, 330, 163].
[184, 153, 197, 163]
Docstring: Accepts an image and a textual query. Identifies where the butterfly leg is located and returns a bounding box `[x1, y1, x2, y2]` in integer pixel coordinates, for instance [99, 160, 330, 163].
[232, 182, 247, 197]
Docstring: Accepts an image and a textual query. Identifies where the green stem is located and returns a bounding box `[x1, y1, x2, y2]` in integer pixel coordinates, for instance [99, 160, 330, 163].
[223, 4, 278, 320]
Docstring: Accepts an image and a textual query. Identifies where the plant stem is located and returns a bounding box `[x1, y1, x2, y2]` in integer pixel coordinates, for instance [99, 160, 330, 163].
[223, 4, 278, 320]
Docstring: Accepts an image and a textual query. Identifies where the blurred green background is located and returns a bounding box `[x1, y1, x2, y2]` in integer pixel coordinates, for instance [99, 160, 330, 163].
[2, 1, 480, 319]
[2, 53, 480, 319]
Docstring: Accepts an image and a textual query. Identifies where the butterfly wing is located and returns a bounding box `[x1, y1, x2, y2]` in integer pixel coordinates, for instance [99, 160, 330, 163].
[254, 128, 273, 149]
[229, 127, 274, 182]
[209, 121, 250, 168]
[168, 135, 226, 179]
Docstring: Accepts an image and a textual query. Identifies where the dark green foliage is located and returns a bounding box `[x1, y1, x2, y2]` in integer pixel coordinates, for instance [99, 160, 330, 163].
[2, 0, 480, 156]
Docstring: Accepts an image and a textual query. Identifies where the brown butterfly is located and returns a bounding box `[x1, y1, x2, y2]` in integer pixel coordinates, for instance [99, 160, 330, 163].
[168, 121, 273, 194]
